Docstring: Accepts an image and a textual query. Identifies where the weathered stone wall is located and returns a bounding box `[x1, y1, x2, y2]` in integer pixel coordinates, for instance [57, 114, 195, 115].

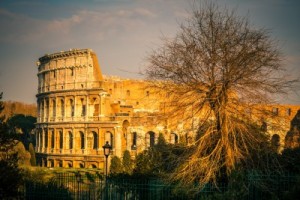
[35, 48, 300, 170]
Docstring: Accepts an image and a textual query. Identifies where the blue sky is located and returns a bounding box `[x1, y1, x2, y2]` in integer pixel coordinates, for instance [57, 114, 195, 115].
[0, 0, 299, 104]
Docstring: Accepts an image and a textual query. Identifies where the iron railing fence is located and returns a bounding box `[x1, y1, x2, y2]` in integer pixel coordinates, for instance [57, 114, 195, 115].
[24, 172, 104, 200]
[23, 171, 299, 200]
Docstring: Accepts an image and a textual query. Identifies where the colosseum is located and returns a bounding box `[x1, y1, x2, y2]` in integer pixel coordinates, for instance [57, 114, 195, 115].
[35, 48, 300, 170]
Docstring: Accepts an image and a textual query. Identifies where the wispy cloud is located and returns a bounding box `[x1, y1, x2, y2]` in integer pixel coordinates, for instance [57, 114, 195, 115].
[0, 6, 159, 45]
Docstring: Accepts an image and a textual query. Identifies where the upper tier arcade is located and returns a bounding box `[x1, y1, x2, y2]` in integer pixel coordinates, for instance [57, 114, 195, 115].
[36, 49, 103, 94]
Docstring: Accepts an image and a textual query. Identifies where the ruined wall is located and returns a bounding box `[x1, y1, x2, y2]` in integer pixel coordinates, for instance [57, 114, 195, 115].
[35, 48, 300, 170]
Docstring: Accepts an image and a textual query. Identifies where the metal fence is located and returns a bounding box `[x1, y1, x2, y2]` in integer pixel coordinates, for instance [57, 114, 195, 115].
[23, 171, 299, 200]
[25, 172, 104, 200]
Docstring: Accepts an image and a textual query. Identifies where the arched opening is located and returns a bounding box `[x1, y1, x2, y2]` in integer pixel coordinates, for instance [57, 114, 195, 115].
[67, 162, 73, 168]
[45, 99, 49, 118]
[122, 120, 130, 135]
[52, 99, 56, 117]
[60, 99, 64, 117]
[49, 160, 54, 168]
[59, 131, 63, 149]
[69, 131, 73, 149]
[69, 99, 74, 117]
[92, 131, 98, 149]
[80, 131, 85, 149]
[50, 130, 55, 149]
[40, 130, 43, 149]
[171, 133, 179, 144]
[92, 97, 99, 116]
[40, 100, 44, 120]
[79, 163, 84, 168]
[58, 160, 62, 168]
[45, 130, 48, 148]
[90, 164, 97, 168]
[146, 131, 155, 147]
[271, 134, 280, 152]
[132, 132, 137, 150]
[80, 98, 86, 116]
[105, 132, 114, 149]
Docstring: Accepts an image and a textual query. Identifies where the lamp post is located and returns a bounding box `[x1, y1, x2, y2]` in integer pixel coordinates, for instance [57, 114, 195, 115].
[102, 141, 112, 178]
[102, 141, 112, 199]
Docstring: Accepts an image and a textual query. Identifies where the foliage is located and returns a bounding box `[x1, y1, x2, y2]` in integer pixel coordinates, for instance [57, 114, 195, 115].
[12, 141, 31, 166]
[134, 149, 161, 175]
[0, 154, 24, 199]
[29, 143, 36, 166]
[144, 1, 295, 187]
[280, 147, 300, 173]
[122, 150, 133, 174]
[133, 136, 187, 176]
[0, 92, 24, 199]
[110, 156, 123, 174]
[7, 114, 37, 149]
[282, 177, 300, 200]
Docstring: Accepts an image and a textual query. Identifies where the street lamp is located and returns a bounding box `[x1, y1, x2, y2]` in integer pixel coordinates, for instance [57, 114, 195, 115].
[102, 141, 112, 177]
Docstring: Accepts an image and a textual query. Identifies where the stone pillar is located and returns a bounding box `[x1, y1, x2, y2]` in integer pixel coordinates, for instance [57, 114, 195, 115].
[99, 128, 104, 149]
[114, 127, 122, 157]
[62, 129, 66, 153]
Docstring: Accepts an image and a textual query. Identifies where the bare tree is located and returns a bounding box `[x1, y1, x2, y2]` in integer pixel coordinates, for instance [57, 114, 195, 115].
[144, 1, 296, 187]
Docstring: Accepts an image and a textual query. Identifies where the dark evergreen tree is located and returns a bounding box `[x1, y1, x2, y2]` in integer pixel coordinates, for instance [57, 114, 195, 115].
[123, 150, 133, 174]
[7, 114, 37, 149]
[110, 156, 123, 174]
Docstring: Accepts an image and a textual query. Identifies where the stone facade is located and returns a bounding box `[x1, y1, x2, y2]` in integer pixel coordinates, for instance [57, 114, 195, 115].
[35, 48, 300, 170]
[35, 49, 175, 169]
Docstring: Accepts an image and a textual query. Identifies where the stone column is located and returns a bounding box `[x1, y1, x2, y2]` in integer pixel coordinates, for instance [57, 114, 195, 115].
[114, 127, 122, 157]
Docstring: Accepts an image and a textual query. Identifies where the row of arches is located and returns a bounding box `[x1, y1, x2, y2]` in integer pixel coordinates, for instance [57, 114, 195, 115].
[39, 159, 99, 169]
[37, 95, 101, 122]
[36, 127, 180, 156]
[36, 129, 114, 153]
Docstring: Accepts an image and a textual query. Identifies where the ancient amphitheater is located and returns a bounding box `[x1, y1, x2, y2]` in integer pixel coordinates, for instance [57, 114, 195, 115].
[35, 48, 300, 170]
